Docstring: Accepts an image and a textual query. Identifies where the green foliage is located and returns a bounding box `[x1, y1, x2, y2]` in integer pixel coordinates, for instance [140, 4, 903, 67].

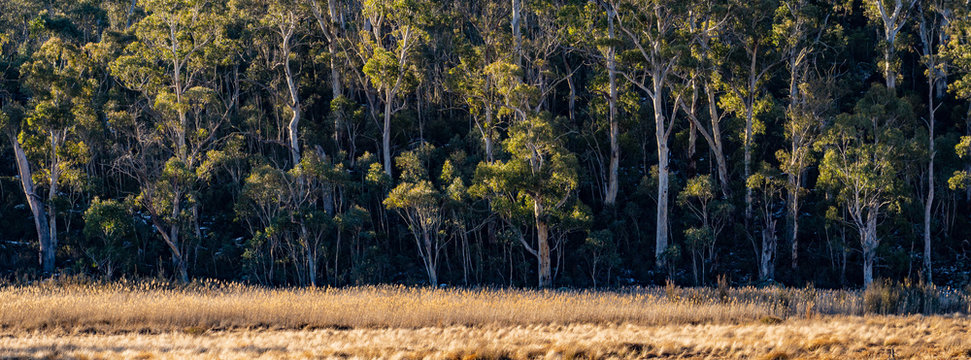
[4, 0, 971, 289]
[81, 198, 137, 277]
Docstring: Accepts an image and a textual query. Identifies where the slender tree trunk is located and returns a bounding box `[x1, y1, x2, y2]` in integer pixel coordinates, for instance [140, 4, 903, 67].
[924, 72, 935, 285]
[655, 89, 670, 267]
[10, 135, 54, 273]
[511, 0, 522, 66]
[534, 200, 552, 288]
[743, 50, 758, 222]
[383, 89, 393, 176]
[605, 7, 619, 206]
[169, 193, 189, 283]
[705, 85, 730, 197]
[484, 106, 495, 162]
[884, 46, 896, 90]
[760, 217, 777, 281]
[423, 231, 438, 285]
[861, 208, 879, 288]
[789, 172, 801, 270]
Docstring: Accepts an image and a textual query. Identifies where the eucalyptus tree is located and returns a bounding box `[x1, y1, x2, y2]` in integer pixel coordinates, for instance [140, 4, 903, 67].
[862, 0, 917, 90]
[383, 143, 456, 285]
[747, 163, 786, 281]
[109, 0, 235, 282]
[448, 1, 507, 163]
[678, 0, 733, 198]
[611, 0, 692, 266]
[677, 175, 733, 284]
[17, 37, 96, 274]
[944, 3, 971, 196]
[720, 0, 779, 222]
[358, 0, 432, 177]
[471, 61, 581, 288]
[235, 0, 309, 167]
[771, 0, 834, 270]
[915, 0, 949, 284]
[0, 0, 57, 274]
[308, 0, 345, 146]
[817, 84, 914, 287]
[568, 0, 627, 206]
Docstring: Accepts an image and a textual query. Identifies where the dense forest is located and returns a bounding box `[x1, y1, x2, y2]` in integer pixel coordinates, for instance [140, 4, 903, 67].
[2, 0, 971, 289]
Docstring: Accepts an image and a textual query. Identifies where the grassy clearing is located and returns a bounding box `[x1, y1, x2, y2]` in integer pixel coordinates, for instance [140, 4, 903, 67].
[0, 280, 968, 359]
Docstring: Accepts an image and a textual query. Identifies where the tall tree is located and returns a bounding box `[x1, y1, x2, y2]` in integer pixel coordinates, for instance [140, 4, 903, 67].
[862, 0, 917, 90]
[17, 37, 96, 274]
[721, 0, 778, 223]
[109, 0, 234, 282]
[771, 0, 833, 271]
[471, 62, 581, 288]
[817, 84, 914, 287]
[747, 163, 786, 282]
[915, 0, 947, 284]
[612, 0, 691, 267]
[359, 0, 432, 177]
[679, 0, 732, 197]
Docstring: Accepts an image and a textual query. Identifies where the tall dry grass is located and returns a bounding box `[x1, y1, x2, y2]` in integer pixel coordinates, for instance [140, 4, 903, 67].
[0, 278, 967, 333]
[2, 316, 970, 359]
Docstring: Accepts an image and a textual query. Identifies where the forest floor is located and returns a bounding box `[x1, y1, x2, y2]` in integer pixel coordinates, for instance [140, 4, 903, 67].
[0, 281, 969, 359]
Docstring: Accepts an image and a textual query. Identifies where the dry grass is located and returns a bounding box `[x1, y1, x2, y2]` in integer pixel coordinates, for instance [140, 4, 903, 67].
[0, 281, 968, 359]
[2, 316, 970, 359]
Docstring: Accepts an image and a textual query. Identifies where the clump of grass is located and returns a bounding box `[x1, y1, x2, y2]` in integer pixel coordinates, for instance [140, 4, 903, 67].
[862, 279, 969, 315]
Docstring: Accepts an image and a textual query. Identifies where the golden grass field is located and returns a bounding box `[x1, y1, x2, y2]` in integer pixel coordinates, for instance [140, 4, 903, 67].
[0, 280, 969, 359]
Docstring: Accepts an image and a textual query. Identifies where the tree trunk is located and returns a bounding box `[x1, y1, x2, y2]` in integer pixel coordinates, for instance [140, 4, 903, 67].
[605, 7, 619, 206]
[924, 57, 936, 285]
[169, 224, 188, 283]
[10, 135, 54, 274]
[383, 89, 393, 176]
[884, 46, 896, 90]
[655, 106, 670, 266]
[534, 199, 552, 288]
[169, 188, 189, 283]
[511, 0, 522, 66]
[789, 173, 800, 271]
[705, 86, 730, 197]
[423, 231, 438, 285]
[760, 217, 777, 281]
[861, 208, 879, 288]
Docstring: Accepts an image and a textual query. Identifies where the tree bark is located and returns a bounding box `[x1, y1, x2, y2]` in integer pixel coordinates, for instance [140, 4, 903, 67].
[511, 0, 523, 66]
[10, 134, 54, 274]
[705, 85, 730, 197]
[788, 172, 800, 270]
[861, 208, 879, 288]
[654, 88, 670, 267]
[383, 88, 393, 176]
[605, 6, 620, 206]
[760, 215, 777, 281]
[534, 199, 552, 288]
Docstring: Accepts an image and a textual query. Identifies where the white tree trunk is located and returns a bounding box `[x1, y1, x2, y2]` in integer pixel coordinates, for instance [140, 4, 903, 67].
[861, 208, 879, 288]
[759, 218, 777, 281]
[605, 7, 619, 206]
[383, 89, 393, 176]
[655, 86, 670, 266]
[535, 200, 552, 288]
[10, 135, 54, 273]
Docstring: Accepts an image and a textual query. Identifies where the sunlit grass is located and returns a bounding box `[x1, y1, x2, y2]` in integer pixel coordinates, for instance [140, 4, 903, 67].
[0, 279, 968, 359]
